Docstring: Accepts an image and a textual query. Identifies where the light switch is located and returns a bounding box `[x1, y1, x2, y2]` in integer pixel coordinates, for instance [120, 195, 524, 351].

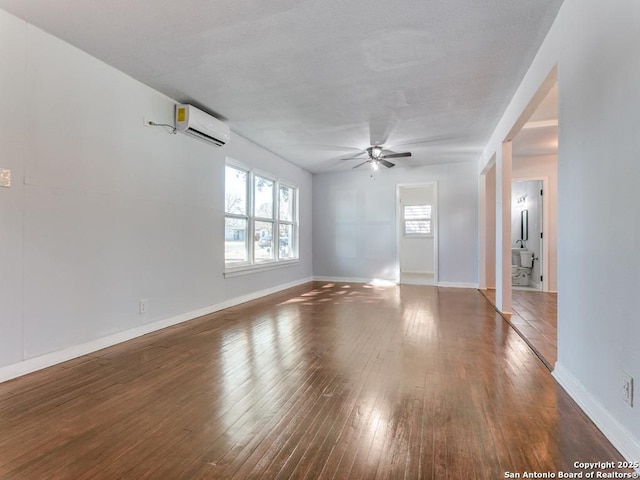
[0, 169, 10, 188]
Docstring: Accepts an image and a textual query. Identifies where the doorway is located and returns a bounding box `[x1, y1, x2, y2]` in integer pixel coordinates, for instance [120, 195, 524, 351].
[511, 179, 543, 291]
[397, 183, 438, 285]
[479, 70, 559, 369]
[507, 76, 558, 369]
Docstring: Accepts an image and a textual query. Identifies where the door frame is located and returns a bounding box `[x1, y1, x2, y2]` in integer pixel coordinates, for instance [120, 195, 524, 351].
[395, 182, 439, 285]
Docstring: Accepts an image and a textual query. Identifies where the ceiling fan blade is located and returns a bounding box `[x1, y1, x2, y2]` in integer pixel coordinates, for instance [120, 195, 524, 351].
[340, 150, 367, 161]
[379, 159, 395, 168]
[352, 161, 370, 169]
[279, 144, 364, 153]
[369, 109, 398, 146]
[380, 152, 411, 159]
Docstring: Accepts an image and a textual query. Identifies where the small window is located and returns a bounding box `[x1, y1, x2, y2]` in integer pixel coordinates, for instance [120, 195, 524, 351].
[404, 204, 432, 236]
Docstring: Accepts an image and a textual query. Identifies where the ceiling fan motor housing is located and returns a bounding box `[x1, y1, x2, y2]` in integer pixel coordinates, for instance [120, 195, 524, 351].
[368, 146, 383, 159]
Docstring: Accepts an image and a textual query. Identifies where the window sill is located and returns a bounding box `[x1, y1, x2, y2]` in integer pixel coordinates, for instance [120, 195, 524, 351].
[224, 259, 300, 278]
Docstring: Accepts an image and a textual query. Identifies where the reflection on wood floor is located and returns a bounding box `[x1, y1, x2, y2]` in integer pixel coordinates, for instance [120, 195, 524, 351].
[480, 288, 558, 370]
[0, 282, 626, 479]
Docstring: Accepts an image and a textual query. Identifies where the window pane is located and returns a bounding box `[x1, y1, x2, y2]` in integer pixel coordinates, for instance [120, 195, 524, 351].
[225, 166, 247, 215]
[279, 185, 294, 221]
[404, 204, 431, 220]
[254, 176, 274, 219]
[254, 221, 274, 261]
[278, 224, 293, 259]
[225, 217, 248, 262]
[405, 220, 431, 235]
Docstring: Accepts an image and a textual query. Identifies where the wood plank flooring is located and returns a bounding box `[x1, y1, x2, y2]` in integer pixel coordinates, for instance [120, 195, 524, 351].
[0, 282, 627, 479]
[480, 288, 558, 369]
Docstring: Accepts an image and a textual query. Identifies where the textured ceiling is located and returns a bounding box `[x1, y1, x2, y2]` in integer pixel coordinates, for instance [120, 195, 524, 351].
[0, 0, 563, 173]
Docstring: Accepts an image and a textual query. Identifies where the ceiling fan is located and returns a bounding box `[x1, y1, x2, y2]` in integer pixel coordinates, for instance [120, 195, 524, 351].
[344, 145, 412, 170]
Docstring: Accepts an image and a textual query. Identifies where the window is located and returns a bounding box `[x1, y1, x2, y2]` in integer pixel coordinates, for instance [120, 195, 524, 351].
[254, 175, 274, 261]
[278, 184, 295, 260]
[225, 162, 298, 270]
[403, 204, 432, 236]
[225, 165, 249, 263]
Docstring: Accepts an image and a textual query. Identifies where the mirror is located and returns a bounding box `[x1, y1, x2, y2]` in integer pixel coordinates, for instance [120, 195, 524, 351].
[521, 209, 529, 241]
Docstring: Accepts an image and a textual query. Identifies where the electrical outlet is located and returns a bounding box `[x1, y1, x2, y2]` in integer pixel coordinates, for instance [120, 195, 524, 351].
[139, 299, 148, 315]
[622, 372, 634, 407]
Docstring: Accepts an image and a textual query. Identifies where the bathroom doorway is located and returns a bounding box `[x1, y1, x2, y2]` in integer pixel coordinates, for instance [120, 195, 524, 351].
[511, 180, 543, 291]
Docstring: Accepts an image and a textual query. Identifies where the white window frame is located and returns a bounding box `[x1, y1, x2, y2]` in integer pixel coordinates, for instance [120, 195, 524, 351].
[224, 159, 299, 277]
[403, 204, 432, 237]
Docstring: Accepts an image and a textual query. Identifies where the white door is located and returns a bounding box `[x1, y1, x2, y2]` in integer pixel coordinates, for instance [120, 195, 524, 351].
[398, 184, 437, 285]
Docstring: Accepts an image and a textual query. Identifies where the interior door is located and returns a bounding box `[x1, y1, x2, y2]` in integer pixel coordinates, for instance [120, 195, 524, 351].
[398, 184, 436, 286]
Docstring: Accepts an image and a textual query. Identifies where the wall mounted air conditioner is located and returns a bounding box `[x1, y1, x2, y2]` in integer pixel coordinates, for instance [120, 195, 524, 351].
[175, 104, 230, 147]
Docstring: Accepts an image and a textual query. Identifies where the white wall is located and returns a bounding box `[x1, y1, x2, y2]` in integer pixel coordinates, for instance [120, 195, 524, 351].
[483, 164, 496, 289]
[313, 162, 477, 287]
[0, 10, 26, 367]
[479, 0, 640, 461]
[0, 10, 312, 372]
[513, 154, 558, 291]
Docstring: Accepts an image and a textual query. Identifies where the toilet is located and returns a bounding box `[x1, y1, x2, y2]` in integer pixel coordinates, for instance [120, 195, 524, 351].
[511, 249, 533, 286]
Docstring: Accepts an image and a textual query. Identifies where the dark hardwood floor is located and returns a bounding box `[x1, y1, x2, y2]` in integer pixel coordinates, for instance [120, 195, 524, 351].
[480, 288, 557, 370]
[0, 282, 627, 479]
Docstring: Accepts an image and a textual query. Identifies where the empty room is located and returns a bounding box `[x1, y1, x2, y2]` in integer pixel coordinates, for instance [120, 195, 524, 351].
[0, 0, 639, 478]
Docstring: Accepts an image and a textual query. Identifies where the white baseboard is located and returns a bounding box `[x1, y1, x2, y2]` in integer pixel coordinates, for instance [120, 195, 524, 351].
[437, 281, 479, 289]
[553, 362, 640, 467]
[314, 277, 478, 290]
[313, 276, 396, 284]
[0, 276, 313, 384]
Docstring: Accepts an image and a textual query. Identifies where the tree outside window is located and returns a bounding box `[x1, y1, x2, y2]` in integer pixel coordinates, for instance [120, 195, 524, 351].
[225, 162, 298, 268]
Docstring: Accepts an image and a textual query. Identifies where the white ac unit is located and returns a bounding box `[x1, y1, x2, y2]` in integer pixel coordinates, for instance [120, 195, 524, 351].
[175, 104, 230, 147]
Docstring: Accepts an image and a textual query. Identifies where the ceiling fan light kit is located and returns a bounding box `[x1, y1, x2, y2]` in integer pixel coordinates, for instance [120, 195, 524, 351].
[345, 145, 411, 170]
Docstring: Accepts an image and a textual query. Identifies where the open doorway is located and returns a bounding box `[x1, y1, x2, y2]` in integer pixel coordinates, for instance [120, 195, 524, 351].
[511, 179, 543, 291]
[397, 183, 438, 286]
[479, 72, 558, 370]
[508, 79, 558, 369]
[510, 81, 557, 294]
